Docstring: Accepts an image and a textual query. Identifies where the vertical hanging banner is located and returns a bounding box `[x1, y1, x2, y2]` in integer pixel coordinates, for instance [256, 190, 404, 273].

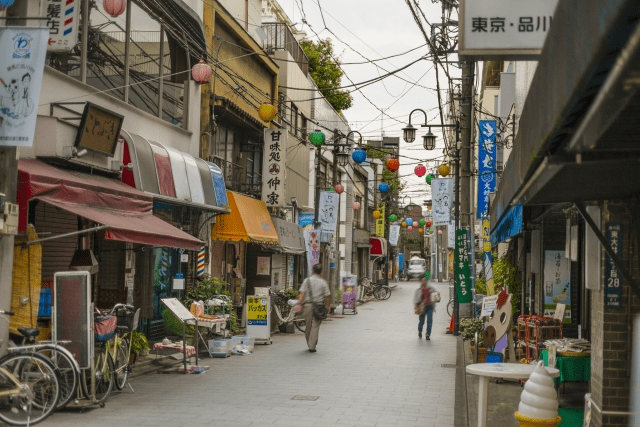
[318, 191, 339, 232]
[0, 27, 49, 147]
[448, 220, 456, 247]
[605, 223, 623, 310]
[543, 250, 571, 321]
[455, 229, 473, 303]
[389, 225, 400, 246]
[41, 0, 79, 52]
[481, 217, 495, 294]
[432, 178, 453, 225]
[262, 129, 287, 207]
[303, 229, 320, 276]
[477, 120, 497, 218]
[375, 204, 385, 237]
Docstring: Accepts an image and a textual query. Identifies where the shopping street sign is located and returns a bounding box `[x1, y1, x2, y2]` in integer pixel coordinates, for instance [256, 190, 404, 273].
[455, 229, 473, 304]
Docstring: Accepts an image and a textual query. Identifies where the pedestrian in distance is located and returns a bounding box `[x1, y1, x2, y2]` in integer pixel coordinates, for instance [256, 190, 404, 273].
[414, 277, 436, 340]
[296, 263, 331, 352]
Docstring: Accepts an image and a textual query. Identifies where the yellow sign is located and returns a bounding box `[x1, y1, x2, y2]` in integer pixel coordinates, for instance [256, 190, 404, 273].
[247, 297, 268, 325]
[376, 205, 385, 237]
[482, 218, 491, 253]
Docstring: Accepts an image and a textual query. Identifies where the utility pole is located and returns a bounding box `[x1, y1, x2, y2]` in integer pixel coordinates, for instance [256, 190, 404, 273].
[459, 61, 474, 229]
[330, 129, 341, 307]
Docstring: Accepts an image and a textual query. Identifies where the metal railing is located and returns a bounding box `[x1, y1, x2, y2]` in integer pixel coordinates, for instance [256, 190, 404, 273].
[208, 156, 262, 198]
[262, 23, 309, 76]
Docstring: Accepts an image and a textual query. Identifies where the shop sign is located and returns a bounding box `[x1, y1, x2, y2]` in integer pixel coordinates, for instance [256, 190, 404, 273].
[318, 191, 338, 232]
[455, 229, 473, 303]
[0, 27, 49, 147]
[477, 120, 496, 218]
[448, 220, 455, 247]
[543, 250, 571, 321]
[257, 256, 270, 275]
[298, 213, 315, 228]
[376, 204, 385, 237]
[303, 229, 320, 276]
[74, 102, 124, 156]
[460, 0, 559, 59]
[262, 129, 287, 207]
[288, 257, 294, 288]
[41, 0, 80, 52]
[432, 179, 453, 226]
[341, 276, 357, 311]
[605, 223, 623, 309]
[246, 297, 268, 325]
[389, 225, 400, 246]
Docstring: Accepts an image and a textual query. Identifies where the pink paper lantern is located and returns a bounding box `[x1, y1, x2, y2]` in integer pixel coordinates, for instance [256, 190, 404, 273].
[352, 202, 361, 210]
[414, 164, 426, 177]
[191, 60, 212, 84]
[438, 230, 443, 235]
[103, 0, 126, 17]
[334, 183, 344, 194]
[407, 226, 413, 231]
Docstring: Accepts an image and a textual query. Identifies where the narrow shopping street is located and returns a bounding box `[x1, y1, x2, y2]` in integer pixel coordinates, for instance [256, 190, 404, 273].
[42, 280, 455, 427]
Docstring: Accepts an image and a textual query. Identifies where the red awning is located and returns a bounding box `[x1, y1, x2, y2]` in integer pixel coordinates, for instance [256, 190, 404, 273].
[369, 237, 387, 256]
[18, 159, 203, 251]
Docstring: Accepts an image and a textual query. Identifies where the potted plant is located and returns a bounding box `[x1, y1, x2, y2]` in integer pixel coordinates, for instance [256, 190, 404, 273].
[129, 330, 149, 364]
[460, 317, 488, 362]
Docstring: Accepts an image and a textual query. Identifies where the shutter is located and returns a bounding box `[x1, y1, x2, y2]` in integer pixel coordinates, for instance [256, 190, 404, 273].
[35, 202, 78, 282]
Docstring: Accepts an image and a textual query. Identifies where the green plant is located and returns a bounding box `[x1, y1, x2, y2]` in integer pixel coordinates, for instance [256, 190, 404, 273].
[182, 276, 230, 308]
[229, 310, 239, 335]
[460, 317, 485, 347]
[162, 308, 191, 336]
[475, 275, 488, 296]
[493, 257, 521, 317]
[283, 289, 300, 300]
[129, 330, 149, 354]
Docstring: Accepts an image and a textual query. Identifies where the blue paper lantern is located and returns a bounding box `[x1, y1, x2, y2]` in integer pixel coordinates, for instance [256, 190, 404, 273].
[0, 0, 16, 8]
[351, 149, 366, 164]
[406, 218, 413, 226]
[378, 183, 389, 193]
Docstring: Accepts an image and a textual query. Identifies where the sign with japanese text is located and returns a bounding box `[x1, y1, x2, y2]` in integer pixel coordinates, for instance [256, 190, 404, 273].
[262, 129, 287, 207]
[389, 225, 400, 246]
[455, 229, 473, 303]
[375, 204, 385, 237]
[432, 178, 453, 226]
[303, 229, 320, 276]
[0, 27, 49, 147]
[318, 191, 339, 232]
[477, 120, 496, 218]
[41, 0, 79, 52]
[460, 0, 559, 59]
[543, 250, 571, 321]
[75, 102, 124, 156]
[257, 257, 270, 275]
[605, 223, 623, 310]
[341, 275, 357, 312]
[448, 220, 455, 247]
[246, 297, 268, 325]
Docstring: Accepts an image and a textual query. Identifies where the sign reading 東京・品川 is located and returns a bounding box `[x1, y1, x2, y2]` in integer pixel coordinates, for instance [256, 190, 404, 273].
[459, 0, 560, 59]
[262, 129, 287, 207]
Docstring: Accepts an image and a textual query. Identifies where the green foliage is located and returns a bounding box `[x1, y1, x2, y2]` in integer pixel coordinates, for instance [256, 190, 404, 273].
[493, 257, 521, 317]
[229, 310, 239, 335]
[365, 147, 406, 216]
[129, 330, 149, 354]
[475, 275, 487, 295]
[182, 276, 230, 308]
[284, 289, 300, 300]
[300, 39, 353, 112]
[401, 234, 422, 251]
[460, 317, 485, 347]
[162, 308, 191, 336]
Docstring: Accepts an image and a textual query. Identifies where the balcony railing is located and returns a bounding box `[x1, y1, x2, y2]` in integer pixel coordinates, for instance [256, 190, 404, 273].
[262, 23, 309, 77]
[209, 156, 262, 198]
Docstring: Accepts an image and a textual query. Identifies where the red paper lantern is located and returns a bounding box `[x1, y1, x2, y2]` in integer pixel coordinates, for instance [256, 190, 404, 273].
[438, 230, 443, 235]
[407, 226, 413, 231]
[386, 158, 400, 172]
[334, 184, 344, 194]
[191, 60, 212, 84]
[414, 164, 426, 177]
[103, 0, 126, 17]
[352, 202, 361, 210]
[426, 221, 432, 227]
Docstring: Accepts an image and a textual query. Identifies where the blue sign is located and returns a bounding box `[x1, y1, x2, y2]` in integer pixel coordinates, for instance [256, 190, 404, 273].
[298, 213, 315, 227]
[490, 203, 523, 246]
[206, 162, 229, 207]
[477, 120, 497, 218]
[605, 223, 623, 309]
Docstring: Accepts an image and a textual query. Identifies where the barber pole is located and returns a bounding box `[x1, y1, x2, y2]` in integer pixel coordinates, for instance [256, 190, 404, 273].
[197, 248, 205, 277]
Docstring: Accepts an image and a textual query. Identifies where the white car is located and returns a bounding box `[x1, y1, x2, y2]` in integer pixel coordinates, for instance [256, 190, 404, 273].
[407, 257, 427, 279]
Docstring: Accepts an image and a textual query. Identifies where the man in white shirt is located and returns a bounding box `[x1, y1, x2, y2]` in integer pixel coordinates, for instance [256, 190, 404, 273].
[297, 263, 330, 352]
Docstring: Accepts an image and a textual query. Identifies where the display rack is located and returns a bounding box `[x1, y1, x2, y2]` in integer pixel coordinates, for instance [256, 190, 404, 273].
[517, 314, 563, 362]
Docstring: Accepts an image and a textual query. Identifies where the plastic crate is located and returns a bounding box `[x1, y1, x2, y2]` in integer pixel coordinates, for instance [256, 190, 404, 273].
[37, 289, 52, 318]
[231, 336, 255, 353]
[208, 339, 231, 357]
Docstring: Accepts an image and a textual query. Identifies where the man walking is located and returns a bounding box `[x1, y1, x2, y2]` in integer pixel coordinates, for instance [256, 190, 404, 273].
[297, 263, 331, 352]
[414, 277, 435, 340]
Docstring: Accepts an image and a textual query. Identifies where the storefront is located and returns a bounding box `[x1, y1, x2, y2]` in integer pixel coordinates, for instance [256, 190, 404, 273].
[271, 217, 306, 290]
[369, 237, 387, 283]
[353, 229, 371, 279]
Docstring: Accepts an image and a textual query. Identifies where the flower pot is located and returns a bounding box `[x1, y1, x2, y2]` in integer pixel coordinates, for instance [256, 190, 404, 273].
[129, 352, 137, 365]
[471, 346, 488, 363]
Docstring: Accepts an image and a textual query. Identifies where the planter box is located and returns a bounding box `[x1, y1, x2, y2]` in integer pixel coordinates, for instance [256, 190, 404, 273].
[470, 345, 488, 363]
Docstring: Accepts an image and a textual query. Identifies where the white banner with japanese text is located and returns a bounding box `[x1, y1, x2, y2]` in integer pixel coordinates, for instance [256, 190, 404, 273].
[0, 27, 49, 147]
[318, 191, 339, 233]
[432, 178, 453, 226]
[389, 225, 400, 246]
[262, 129, 287, 207]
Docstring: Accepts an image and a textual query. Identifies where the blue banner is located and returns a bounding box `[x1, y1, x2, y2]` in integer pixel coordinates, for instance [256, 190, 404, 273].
[298, 213, 315, 227]
[477, 120, 497, 218]
[490, 204, 523, 246]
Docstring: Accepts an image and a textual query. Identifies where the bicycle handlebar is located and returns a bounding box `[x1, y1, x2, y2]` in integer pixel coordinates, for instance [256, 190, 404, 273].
[0, 310, 15, 316]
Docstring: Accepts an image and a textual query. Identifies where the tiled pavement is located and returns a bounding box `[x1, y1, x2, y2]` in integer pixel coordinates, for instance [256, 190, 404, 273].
[41, 280, 456, 427]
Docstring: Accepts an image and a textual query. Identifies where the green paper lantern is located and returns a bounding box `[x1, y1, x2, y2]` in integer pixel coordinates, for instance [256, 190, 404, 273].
[419, 219, 426, 226]
[425, 271, 430, 279]
[310, 130, 325, 146]
[426, 174, 435, 185]
[389, 214, 397, 222]
[429, 230, 434, 234]
[327, 187, 335, 192]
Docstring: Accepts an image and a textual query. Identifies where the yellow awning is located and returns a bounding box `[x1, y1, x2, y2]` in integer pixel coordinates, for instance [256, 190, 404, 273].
[211, 191, 279, 244]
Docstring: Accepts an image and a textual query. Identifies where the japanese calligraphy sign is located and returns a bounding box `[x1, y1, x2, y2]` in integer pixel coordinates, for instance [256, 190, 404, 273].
[477, 120, 496, 218]
[460, 0, 559, 59]
[0, 27, 49, 147]
[543, 250, 571, 322]
[375, 204, 385, 238]
[318, 191, 339, 232]
[41, 0, 79, 52]
[74, 102, 124, 156]
[432, 178, 453, 226]
[455, 229, 473, 303]
[262, 129, 287, 207]
[605, 223, 623, 310]
[389, 225, 400, 246]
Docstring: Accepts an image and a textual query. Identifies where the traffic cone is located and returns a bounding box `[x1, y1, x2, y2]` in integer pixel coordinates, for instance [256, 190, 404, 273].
[446, 313, 454, 334]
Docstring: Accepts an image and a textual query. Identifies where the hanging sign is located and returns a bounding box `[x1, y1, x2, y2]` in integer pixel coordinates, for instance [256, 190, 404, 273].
[389, 225, 400, 246]
[432, 178, 453, 226]
[448, 220, 456, 247]
[459, 0, 560, 60]
[303, 229, 320, 276]
[455, 229, 473, 303]
[262, 129, 287, 207]
[605, 223, 623, 310]
[298, 213, 315, 228]
[41, 0, 80, 52]
[375, 204, 385, 237]
[0, 27, 49, 147]
[318, 191, 339, 232]
[543, 250, 571, 321]
[477, 120, 496, 218]
[257, 256, 270, 275]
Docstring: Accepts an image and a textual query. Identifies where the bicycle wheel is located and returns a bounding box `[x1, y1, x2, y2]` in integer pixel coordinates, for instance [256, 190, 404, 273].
[382, 286, 391, 300]
[0, 353, 60, 426]
[36, 346, 78, 409]
[114, 338, 129, 391]
[373, 286, 386, 300]
[81, 348, 114, 403]
[447, 300, 454, 317]
[294, 313, 306, 333]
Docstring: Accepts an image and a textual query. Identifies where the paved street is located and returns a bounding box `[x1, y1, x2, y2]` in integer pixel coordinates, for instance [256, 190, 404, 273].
[42, 280, 456, 427]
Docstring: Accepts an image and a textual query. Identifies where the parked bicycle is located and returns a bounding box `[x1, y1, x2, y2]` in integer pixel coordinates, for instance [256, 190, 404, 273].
[81, 310, 115, 404]
[358, 277, 391, 300]
[106, 304, 140, 392]
[0, 310, 61, 426]
[271, 290, 306, 333]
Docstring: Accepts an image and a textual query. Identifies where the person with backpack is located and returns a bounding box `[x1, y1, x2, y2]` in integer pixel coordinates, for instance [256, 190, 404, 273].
[414, 277, 436, 340]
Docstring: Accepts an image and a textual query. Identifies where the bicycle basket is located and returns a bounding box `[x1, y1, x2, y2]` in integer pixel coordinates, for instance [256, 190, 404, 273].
[115, 307, 136, 332]
[95, 316, 117, 342]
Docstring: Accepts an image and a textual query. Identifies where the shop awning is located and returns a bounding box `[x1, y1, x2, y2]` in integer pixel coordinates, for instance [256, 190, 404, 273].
[490, 204, 523, 247]
[211, 191, 279, 245]
[17, 159, 203, 250]
[271, 217, 306, 254]
[370, 237, 387, 256]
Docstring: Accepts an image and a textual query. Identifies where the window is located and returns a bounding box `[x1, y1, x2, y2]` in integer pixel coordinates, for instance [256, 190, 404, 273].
[291, 104, 299, 136]
[354, 195, 362, 228]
